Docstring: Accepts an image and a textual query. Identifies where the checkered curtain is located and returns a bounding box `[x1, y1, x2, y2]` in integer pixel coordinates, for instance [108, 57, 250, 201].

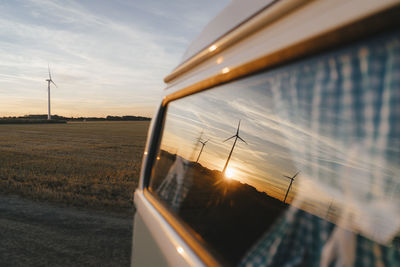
[240, 208, 400, 266]
[240, 30, 400, 266]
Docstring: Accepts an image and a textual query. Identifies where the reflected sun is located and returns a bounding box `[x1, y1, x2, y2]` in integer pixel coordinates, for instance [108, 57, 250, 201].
[225, 168, 235, 179]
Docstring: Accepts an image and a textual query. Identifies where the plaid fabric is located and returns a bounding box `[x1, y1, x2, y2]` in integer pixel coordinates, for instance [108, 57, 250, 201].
[240, 30, 400, 266]
[240, 208, 400, 267]
[156, 156, 192, 211]
[240, 208, 334, 267]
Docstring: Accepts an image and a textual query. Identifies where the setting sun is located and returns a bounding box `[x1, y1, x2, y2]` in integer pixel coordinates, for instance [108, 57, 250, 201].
[225, 168, 235, 179]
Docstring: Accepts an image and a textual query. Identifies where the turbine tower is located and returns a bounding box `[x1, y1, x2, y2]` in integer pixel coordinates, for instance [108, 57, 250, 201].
[222, 120, 247, 174]
[46, 65, 57, 120]
[196, 139, 209, 163]
[283, 171, 299, 204]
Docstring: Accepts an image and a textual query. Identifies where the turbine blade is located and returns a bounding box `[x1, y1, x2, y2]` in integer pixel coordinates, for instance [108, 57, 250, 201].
[51, 80, 57, 88]
[204, 139, 210, 144]
[48, 64, 52, 80]
[283, 175, 292, 180]
[197, 130, 204, 142]
[237, 120, 241, 134]
[237, 135, 247, 144]
[223, 135, 235, 142]
[292, 171, 300, 179]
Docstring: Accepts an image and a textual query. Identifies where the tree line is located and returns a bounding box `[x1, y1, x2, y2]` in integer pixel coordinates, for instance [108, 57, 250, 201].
[1, 114, 151, 122]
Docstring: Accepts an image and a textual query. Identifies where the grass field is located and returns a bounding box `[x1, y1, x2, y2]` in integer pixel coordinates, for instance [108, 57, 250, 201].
[0, 121, 149, 214]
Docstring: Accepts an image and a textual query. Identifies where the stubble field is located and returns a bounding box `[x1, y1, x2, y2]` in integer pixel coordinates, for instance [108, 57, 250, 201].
[0, 121, 149, 214]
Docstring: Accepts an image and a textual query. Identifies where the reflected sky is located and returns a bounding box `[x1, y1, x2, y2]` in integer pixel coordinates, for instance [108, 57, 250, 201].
[162, 79, 307, 202]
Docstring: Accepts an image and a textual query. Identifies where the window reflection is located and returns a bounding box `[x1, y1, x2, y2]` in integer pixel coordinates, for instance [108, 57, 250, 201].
[149, 30, 400, 266]
[152, 91, 302, 210]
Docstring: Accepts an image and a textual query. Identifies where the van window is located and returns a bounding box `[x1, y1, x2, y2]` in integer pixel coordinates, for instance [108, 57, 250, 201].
[149, 30, 400, 266]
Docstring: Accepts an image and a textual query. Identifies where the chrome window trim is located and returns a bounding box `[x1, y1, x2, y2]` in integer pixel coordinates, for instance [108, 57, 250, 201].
[137, 4, 400, 266]
[164, 0, 310, 83]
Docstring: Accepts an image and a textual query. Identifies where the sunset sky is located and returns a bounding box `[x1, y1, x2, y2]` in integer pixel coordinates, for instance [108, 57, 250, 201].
[0, 0, 230, 118]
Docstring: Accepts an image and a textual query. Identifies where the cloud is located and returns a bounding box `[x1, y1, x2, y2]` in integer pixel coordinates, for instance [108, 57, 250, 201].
[0, 0, 230, 117]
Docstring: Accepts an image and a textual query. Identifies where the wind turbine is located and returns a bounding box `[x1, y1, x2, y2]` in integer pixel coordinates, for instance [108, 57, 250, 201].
[45, 65, 57, 120]
[283, 171, 299, 204]
[196, 139, 209, 163]
[222, 120, 247, 174]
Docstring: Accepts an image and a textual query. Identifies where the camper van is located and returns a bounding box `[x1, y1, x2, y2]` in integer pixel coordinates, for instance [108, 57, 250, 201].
[132, 0, 400, 266]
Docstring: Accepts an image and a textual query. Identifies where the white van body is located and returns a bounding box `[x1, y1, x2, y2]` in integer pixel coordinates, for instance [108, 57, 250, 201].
[132, 1, 400, 266]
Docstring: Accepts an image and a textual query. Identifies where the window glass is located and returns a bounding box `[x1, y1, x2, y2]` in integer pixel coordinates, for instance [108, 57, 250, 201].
[149, 30, 400, 266]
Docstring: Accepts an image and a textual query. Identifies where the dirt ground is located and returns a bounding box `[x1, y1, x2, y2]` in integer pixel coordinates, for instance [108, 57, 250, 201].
[0, 194, 133, 267]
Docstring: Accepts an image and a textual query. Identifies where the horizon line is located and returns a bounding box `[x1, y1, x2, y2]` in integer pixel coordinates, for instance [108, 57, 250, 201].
[0, 114, 152, 119]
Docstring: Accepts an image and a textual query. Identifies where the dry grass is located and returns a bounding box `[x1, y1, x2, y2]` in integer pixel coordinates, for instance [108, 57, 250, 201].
[0, 121, 149, 214]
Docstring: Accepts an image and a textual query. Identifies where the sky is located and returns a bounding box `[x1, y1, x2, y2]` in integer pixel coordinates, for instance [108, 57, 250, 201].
[0, 0, 230, 118]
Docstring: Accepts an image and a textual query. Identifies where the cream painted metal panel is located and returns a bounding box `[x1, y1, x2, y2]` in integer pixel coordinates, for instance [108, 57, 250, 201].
[131, 213, 169, 267]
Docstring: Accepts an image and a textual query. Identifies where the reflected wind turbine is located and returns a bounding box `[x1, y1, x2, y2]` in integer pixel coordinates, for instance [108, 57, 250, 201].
[196, 139, 209, 163]
[222, 120, 247, 174]
[283, 171, 299, 204]
[45, 65, 57, 120]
